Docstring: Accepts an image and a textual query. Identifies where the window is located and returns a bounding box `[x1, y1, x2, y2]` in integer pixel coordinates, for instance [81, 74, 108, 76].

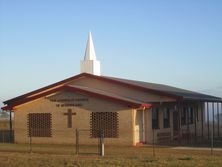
[90, 112, 119, 138]
[163, 108, 170, 128]
[152, 108, 159, 129]
[181, 107, 187, 125]
[27, 113, 52, 137]
[189, 107, 194, 124]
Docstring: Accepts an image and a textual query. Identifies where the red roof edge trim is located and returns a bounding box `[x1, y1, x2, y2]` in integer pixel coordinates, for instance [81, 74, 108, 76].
[6, 86, 64, 108]
[141, 103, 152, 108]
[1, 105, 13, 110]
[3, 73, 86, 105]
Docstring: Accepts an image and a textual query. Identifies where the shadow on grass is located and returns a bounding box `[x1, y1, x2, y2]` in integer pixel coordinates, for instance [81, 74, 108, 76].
[178, 156, 193, 161]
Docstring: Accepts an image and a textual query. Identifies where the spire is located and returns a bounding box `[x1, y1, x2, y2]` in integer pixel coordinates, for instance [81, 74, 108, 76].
[80, 32, 101, 76]
[84, 32, 97, 60]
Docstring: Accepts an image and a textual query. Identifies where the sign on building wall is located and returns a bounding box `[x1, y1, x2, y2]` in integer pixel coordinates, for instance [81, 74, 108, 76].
[45, 97, 89, 108]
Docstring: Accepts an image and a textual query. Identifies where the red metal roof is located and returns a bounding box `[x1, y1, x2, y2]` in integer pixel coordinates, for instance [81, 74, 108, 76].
[3, 73, 181, 106]
[3, 72, 220, 111]
[1, 84, 151, 110]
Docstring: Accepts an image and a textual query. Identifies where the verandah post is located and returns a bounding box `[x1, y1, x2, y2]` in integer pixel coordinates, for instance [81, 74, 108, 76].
[186, 105, 190, 144]
[201, 103, 204, 142]
[178, 102, 182, 145]
[219, 103, 222, 137]
[207, 102, 209, 140]
[213, 102, 215, 139]
[194, 105, 197, 144]
[9, 110, 13, 143]
[210, 102, 215, 156]
[217, 103, 220, 137]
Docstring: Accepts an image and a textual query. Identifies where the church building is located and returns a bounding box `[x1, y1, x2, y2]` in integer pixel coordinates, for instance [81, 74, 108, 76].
[2, 33, 222, 146]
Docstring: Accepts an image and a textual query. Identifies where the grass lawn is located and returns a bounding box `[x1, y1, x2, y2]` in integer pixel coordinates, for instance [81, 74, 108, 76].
[0, 144, 221, 167]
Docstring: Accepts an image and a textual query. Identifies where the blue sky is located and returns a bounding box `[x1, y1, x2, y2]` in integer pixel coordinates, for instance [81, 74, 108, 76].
[0, 0, 222, 106]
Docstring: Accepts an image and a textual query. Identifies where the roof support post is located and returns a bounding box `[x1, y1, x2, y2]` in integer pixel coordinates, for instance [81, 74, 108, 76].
[219, 103, 222, 137]
[194, 105, 197, 144]
[142, 107, 145, 143]
[217, 103, 220, 138]
[186, 105, 190, 144]
[213, 102, 215, 139]
[201, 102, 204, 141]
[211, 102, 214, 155]
[9, 110, 13, 143]
[207, 102, 210, 140]
[178, 102, 181, 145]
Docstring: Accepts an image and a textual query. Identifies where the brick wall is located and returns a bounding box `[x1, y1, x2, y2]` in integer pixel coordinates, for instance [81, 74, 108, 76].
[14, 91, 133, 145]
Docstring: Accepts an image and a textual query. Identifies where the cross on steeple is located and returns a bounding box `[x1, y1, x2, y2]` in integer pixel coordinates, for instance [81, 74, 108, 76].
[64, 109, 76, 128]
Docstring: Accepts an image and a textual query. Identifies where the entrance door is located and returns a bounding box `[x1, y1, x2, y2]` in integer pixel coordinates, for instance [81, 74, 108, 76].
[173, 111, 179, 138]
[135, 110, 143, 144]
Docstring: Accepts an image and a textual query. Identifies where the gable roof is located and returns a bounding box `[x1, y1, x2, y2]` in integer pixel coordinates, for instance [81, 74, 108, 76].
[2, 73, 222, 110]
[3, 73, 179, 106]
[103, 76, 222, 102]
[2, 85, 151, 110]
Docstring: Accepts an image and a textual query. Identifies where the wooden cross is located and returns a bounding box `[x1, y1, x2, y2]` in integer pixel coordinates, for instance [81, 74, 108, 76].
[64, 109, 76, 128]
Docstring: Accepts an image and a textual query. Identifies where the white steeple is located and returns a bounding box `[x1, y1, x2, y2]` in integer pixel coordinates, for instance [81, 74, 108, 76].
[80, 32, 101, 76]
[84, 32, 96, 60]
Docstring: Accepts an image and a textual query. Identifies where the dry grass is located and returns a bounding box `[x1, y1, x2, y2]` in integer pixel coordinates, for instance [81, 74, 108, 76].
[0, 144, 221, 167]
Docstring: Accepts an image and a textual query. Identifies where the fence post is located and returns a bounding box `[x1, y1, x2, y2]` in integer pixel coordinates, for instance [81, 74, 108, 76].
[29, 128, 32, 153]
[211, 122, 214, 155]
[76, 129, 79, 155]
[100, 130, 104, 157]
[210, 103, 215, 156]
[98, 130, 100, 155]
[152, 128, 155, 157]
[2, 130, 4, 143]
